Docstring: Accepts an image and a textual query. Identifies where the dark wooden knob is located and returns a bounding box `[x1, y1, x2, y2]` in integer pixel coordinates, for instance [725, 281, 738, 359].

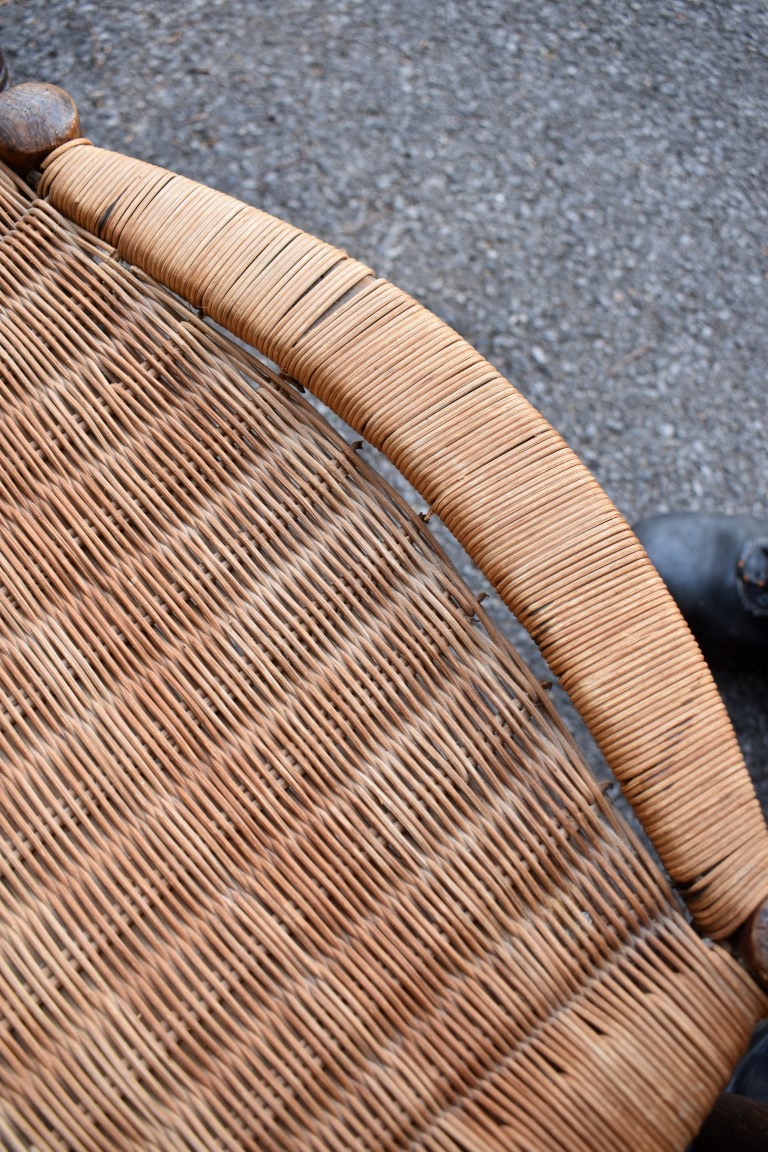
[0, 82, 80, 172]
[736, 898, 768, 991]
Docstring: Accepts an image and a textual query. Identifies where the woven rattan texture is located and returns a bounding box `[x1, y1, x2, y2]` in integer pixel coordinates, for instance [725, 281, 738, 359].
[0, 163, 762, 1149]
[39, 143, 768, 940]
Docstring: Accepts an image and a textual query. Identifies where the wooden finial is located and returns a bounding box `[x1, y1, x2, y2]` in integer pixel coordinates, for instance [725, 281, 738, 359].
[0, 82, 80, 173]
[736, 898, 768, 991]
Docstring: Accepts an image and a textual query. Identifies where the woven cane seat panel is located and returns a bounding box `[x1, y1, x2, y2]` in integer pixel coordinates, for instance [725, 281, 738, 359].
[0, 165, 761, 1149]
[38, 142, 768, 941]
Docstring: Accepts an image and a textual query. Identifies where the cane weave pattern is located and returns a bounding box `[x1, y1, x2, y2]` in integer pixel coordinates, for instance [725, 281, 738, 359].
[0, 159, 760, 1149]
[38, 142, 768, 939]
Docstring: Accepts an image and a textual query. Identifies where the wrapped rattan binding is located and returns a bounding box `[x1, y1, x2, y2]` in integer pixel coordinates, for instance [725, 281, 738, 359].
[38, 141, 768, 941]
[0, 156, 763, 1149]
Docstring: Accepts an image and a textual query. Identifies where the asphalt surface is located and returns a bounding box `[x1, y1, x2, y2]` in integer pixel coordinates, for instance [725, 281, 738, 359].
[2, 1, 767, 809]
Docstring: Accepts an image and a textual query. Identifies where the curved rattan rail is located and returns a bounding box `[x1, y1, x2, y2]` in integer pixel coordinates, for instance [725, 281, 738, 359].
[39, 141, 768, 940]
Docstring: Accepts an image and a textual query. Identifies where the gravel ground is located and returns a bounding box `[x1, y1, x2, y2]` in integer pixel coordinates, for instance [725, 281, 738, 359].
[2, 1, 767, 805]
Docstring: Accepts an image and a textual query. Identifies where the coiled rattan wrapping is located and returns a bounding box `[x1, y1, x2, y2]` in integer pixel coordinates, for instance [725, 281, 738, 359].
[39, 142, 768, 941]
[0, 157, 762, 1149]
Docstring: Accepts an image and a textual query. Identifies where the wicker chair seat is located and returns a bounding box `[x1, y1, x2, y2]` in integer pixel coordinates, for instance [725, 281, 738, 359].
[0, 138, 763, 1150]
